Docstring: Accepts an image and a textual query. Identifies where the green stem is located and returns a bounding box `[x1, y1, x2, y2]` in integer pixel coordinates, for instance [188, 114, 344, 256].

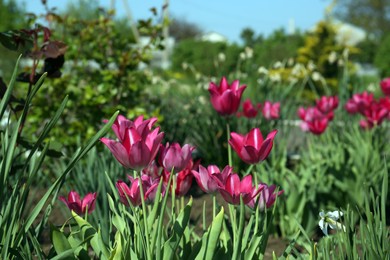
[228, 204, 237, 244]
[137, 171, 152, 260]
[212, 194, 216, 219]
[232, 197, 245, 260]
[202, 200, 206, 232]
[227, 122, 233, 167]
[156, 169, 174, 260]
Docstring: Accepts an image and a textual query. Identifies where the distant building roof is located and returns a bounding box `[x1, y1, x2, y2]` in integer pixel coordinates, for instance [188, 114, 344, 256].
[200, 32, 228, 43]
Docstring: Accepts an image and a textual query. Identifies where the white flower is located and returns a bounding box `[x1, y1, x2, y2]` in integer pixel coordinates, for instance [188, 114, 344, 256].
[312, 72, 322, 81]
[245, 47, 253, 59]
[319, 210, 346, 236]
[218, 53, 226, 62]
[273, 61, 283, 69]
[258, 66, 269, 75]
[328, 51, 338, 64]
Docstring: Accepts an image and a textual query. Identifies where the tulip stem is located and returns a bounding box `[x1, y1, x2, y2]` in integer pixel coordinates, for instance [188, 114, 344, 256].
[156, 169, 174, 260]
[202, 200, 207, 232]
[232, 196, 245, 260]
[137, 171, 152, 260]
[212, 194, 216, 219]
[228, 204, 237, 244]
[226, 122, 233, 167]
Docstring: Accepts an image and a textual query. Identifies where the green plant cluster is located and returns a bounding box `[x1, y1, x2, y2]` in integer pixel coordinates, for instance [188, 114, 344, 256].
[295, 21, 359, 98]
[22, 7, 163, 147]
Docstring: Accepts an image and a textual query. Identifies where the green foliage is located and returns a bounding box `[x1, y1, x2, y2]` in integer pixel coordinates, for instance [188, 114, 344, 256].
[374, 33, 390, 76]
[0, 0, 28, 80]
[296, 21, 358, 97]
[253, 29, 304, 67]
[333, 0, 390, 39]
[21, 6, 163, 147]
[171, 39, 242, 77]
[0, 57, 118, 258]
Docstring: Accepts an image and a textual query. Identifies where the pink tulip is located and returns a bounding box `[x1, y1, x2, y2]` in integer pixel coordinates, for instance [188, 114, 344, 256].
[192, 165, 232, 193]
[241, 99, 259, 118]
[59, 191, 97, 215]
[218, 174, 263, 205]
[159, 143, 195, 172]
[248, 184, 284, 210]
[380, 77, 390, 96]
[360, 101, 388, 129]
[163, 159, 198, 196]
[116, 175, 160, 206]
[208, 77, 247, 116]
[141, 161, 161, 179]
[298, 107, 330, 135]
[316, 96, 339, 114]
[345, 91, 374, 114]
[229, 128, 277, 164]
[262, 101, 280, 120]
[101, 115, 164, 171]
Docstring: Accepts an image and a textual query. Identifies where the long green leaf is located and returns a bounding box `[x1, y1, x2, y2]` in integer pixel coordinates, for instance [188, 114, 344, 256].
[24, 111, 119, 233]
[163, 197, 193, 260]
[0, 54, 21, 118]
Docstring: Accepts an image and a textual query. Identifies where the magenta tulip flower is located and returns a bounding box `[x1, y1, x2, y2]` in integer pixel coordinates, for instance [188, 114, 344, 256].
[344, 91, 374, 114]
[240, 99, 259, 118]
[248, 184, 284, 210]
[101, 115, 164, 171]
[218, 174, 263, 205]
[159, 143, 195, 172]
[229, 128, 277, 164]
[262, 101, 280, 120]
[359, 101, 388, 129]
[298, 106, 331, 135]
[192, 165, 232, 193]
[163, 159, 198, 196]
[208, 77, 247, 116]
[59, 191, 97, 215]
[316, 96, 339, 114]
[106, 115, 158, 142]
[116, 175, 160, 206]
[380, 77, 390, 96]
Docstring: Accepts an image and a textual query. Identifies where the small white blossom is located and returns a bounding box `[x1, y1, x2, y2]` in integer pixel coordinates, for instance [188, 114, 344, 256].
[218, 53, 226, 62]
[269, 73, 282, 82]
[273, 61, 283, 69]
[328, 51, 338, 64]
[319, 210, 346, 236]
[245, 47, 253, 59]
[258, 66, 269, 75]
[312, 72, 322, 81]
[307, 60, 316, 71]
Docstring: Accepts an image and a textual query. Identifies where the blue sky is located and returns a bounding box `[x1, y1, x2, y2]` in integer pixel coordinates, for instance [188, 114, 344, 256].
[23, 0, 332, 43]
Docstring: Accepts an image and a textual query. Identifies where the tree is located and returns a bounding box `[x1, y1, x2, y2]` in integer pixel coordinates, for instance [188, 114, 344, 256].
[240, 27, 255, 47]
[0, 0, 26, 32]
[333, 0, 390, 39]
[168, 16, 203, 41]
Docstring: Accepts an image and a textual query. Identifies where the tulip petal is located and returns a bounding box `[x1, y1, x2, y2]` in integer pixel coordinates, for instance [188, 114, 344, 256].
[101, 138, 131, 168]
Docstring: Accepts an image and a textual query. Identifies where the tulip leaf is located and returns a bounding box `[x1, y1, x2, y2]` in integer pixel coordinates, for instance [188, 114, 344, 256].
[72, 211, 97, 241]
[50, 224, 72, 258]
[90, 228, 110, 260]
[195, 207, 224, 260]
[245, 232, 263, 259]
[241, 212, 255, 252]
[109, 231, 123, 260]
[163, 197, 192, 259]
